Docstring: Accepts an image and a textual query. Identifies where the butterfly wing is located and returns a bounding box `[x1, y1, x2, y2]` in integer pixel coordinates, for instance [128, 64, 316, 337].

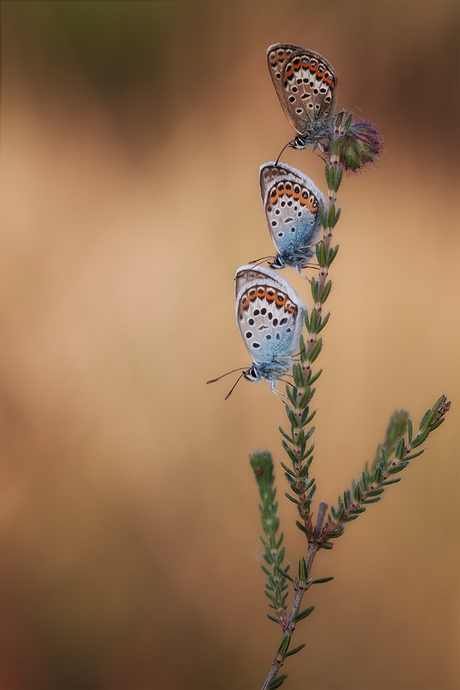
[267, 43, 338, 141]
[235, 266, 305, 373]
[259, 161, 304, 202]
[260, 163, 325, 265]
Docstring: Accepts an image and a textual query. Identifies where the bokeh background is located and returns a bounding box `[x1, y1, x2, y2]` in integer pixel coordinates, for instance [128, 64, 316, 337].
[1, 2, 459, 689]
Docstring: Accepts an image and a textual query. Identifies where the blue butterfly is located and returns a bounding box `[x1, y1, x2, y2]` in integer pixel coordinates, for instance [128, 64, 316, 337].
[233, 265, 305, 396]
[267, 43, 338, 152]
[259, 162, 325, 278]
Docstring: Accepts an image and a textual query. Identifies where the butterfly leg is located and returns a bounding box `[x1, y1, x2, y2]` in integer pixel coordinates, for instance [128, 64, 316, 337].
[296, 265, 311, 283]
[269, 379, 290, 404]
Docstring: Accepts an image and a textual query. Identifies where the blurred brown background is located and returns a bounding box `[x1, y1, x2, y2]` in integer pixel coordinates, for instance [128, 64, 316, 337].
[1, 2, 459, 689]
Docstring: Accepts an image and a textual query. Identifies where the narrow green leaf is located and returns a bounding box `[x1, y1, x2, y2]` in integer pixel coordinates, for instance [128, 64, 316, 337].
[335, 507, 345, 521]
[407, 418, 413, 443]
[366, 487, 384, 497]
[299, 334, 307, 363]
[299, 463, 311, 478]
[299, 387, 312, 409]
[309, 338, 323, 363]
[282, 441, 299, 465]
[298, 557, 307, 580]
[275, 566, 294, 583]
[278, 426, 294, 444]
[381, 446, 388, 469]
[267, 614, 281, 624]
[388, 461, 408, 474]
[285, 643, 306, 658]
[328, 245, 339, 265]
[318, 241, 327, 267]
[285, 492, 301, 506]
[311, 576, 334, 585]
[404, 450, 425, 461]
[333, 167, 343, 191]
[301, 411, 316, 428]
[307, 483, 317, 500]
[315, 242, 322, 265]
[317, 312, 331, 333]
[380, 477, 401, 486]
[286, 386, 297, 407]
[419, 409, 435, 431]
[327, 204, 336, 227]
[411, 429, 430, 448]
[319, 199, 327, 227]
[268, 674, 288, 689]
[286, 407, 299, 429]
[296, 520, 309, 535]
[278, 634, 291, 656]
[310, 277, 319, 303]
[294, 606, 314, 622]
[395, 437, 406, 460]
[362, 497, 381, 504]
[280, 461, 296, 478]
[310, 308, 318, 333]
[319, 280, 332, 303]
[427, 418, 445, 432]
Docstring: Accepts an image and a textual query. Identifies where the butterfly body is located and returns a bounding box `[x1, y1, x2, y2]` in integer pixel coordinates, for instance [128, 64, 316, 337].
[235, 265, 305, 389]
[267, 43, 338, 149]
[259, 162, 325, 275]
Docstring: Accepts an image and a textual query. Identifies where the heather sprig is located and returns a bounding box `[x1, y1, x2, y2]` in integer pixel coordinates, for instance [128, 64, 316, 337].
[247, 45, 450, 690]
[250, 451, 291, 628]
[321, 395, 451, 543]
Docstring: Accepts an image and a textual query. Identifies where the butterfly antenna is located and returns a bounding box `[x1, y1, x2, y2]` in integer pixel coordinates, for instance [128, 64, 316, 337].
[275, 140, 295, 166]
[224, 373, 245, 401]
[249, 255, 275, 267]
[206, 367, 246, 385]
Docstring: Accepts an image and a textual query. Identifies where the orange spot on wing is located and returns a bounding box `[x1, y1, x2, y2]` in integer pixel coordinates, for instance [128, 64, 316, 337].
[275, 293, 286, 306]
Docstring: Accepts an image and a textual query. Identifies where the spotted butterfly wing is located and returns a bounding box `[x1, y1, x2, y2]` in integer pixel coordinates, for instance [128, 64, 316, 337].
[235, 265, 305, 387]
[267, 43, 338, 148]
[259, 162, 325, 274]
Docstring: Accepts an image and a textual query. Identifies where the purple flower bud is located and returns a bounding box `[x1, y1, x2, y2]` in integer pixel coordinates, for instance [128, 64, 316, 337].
[326, 110, 384, 173]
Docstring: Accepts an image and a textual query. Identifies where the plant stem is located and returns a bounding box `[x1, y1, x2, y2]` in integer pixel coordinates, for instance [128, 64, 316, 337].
[260, 504, 328, 690]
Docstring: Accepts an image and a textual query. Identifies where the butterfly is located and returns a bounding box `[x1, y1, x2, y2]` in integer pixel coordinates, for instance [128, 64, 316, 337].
[259, 161, 325, 277]
[228, 265, 305, 397]
[267, 43, 338, 152]
[207, 266, 305, 398]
